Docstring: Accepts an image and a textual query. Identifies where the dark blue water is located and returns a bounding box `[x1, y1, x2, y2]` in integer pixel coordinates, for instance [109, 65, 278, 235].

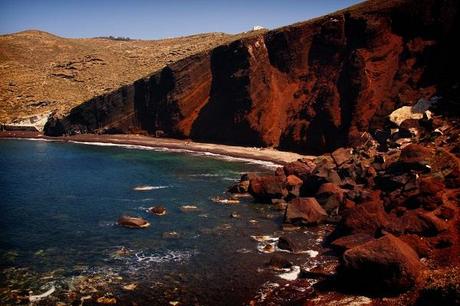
[0, 139, 323, 305]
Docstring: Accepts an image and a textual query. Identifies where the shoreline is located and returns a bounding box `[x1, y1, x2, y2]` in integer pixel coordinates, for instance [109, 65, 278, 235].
[0, 131, 312, 166]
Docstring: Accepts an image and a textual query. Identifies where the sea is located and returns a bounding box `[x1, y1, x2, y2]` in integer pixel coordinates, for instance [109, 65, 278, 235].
[0, 139, 328, 305]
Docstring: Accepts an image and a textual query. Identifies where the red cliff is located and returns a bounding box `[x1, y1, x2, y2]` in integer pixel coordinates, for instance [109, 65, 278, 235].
[45, 0, 460, 154]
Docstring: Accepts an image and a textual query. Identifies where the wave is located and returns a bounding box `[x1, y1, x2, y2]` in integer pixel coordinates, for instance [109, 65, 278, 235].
[133, 185, 170, 191]
[133, 249, 197, 264]
[67, 140, 279, 168]
[188, 173, 223, 177]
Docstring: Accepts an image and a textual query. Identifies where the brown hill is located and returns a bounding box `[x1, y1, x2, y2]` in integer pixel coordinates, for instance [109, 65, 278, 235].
[0, 29, 255, 122]
[44, 0, 460, 154]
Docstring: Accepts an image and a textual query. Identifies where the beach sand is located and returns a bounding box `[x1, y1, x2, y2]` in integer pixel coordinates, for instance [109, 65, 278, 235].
[0, 131, 312, 165]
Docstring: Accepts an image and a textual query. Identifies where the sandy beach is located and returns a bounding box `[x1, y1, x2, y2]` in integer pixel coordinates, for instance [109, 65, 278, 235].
[0, 131, 312, 165]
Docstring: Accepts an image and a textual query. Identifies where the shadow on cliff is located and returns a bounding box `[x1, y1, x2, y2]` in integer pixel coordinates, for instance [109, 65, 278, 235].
[190, 41, 265, 147]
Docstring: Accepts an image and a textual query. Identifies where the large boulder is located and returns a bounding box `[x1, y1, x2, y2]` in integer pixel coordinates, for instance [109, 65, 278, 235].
[228, 172, 258, 193]
[249, 175, 288, 202]
[285, 198, 328, 225]
[342, 234, 422, 292]
[340, 193, 390, 236]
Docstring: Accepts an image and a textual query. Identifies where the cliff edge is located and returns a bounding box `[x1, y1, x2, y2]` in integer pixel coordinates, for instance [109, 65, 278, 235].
[45, 0, 459, 154]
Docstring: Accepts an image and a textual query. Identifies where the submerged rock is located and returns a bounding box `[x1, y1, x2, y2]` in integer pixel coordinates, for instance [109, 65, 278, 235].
[180, 205, 200, 213]
[211, 196, 240, 204]
[117, 216, 150, 229]
[277, 236, 301, 253]
[162, 231, 180, 239]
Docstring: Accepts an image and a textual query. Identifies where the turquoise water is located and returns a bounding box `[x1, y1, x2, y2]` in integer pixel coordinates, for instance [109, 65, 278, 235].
[0, 139, 295, 305]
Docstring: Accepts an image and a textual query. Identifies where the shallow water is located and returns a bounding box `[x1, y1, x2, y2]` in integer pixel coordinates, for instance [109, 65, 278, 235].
[0, 139, 327, 305]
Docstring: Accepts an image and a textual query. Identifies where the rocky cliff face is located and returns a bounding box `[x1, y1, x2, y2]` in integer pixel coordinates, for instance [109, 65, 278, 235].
[46, 0, 460, 154]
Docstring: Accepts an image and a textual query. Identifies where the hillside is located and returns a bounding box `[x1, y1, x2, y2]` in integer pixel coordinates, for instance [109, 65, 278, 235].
[0, 30, 252, 122]
[44, 0, 459, 154]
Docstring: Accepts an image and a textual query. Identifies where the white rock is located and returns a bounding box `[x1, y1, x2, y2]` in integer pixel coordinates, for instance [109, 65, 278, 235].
[252, 25, 266, 31]
[389, 97, 438, 126]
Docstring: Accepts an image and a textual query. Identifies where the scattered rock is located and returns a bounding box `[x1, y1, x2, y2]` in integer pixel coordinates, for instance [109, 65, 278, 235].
[96, 296, 117, 304]
[286, 175, 303, 197]
[230, 212, 241, 218]
[122, 283, 137, 291]
[180, 205, 199, 213]
[277, 236, 301, 253]
[331, 147, 353, 166]
[117, 216, 150, 229]
[389, 100, 433, 126]
[266, 254, 293, 270]
[211, 197, 240, 204]
[283, 160, 316, 179]
[282, 223, 301, 232]
[228, 173, 256, 193]
[148, 206, 167, 216]
[259, 243, 276, 253]
[316, 183, 344, 215]
[162, 231, 180, 239]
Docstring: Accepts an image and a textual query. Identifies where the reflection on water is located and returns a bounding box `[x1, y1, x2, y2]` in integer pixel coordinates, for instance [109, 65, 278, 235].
[0, 139, 329, 305]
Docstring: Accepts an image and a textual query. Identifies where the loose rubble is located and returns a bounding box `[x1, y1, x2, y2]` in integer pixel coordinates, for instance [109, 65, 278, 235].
[230, 107, 460, 303]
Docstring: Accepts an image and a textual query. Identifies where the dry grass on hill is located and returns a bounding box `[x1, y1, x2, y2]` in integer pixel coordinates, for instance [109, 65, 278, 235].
[0, 30, 258, 122]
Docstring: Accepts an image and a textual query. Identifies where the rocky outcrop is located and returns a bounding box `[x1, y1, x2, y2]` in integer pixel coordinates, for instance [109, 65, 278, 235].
[45, 0, 460, 154]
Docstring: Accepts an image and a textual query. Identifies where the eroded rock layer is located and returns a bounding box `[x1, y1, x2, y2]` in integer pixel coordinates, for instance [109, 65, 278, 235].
[46, 0, 460, 154]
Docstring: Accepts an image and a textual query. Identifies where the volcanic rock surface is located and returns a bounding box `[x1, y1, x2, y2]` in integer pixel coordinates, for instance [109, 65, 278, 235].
[43, 0, 460, 155]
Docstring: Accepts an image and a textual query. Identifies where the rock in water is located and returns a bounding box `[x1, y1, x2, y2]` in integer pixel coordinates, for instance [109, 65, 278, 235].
[285, 198, 328, 225]
[342, 234, 422, 292]
[266, 254, 293, 270]
[277, 236, 301, 253]
[117, 216, 150, 229]
[180, 205, 200, 213]
[249, 175, 288, 202]
[148, 206, 167, 216]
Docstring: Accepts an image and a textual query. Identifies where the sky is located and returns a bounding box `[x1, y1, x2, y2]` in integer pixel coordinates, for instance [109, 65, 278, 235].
[0, 0, 363, 39]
